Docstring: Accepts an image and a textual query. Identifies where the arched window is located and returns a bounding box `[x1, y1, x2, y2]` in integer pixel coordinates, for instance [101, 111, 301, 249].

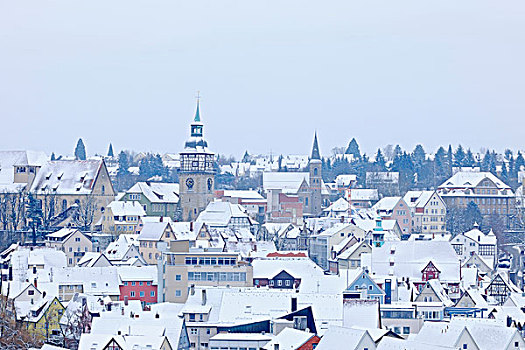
[101, 185, 105, 195]
[314, 168, 318, 176]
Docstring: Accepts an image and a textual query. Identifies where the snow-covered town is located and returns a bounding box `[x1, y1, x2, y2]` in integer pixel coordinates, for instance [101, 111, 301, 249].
[2, 1, 525, 349]
[1, 102, 525, 349]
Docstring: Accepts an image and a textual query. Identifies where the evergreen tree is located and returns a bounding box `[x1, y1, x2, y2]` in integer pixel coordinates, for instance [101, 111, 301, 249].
[107, 143, 114, 157]
[74, 138, 87, 160]
[412, 145, 426, 166]
[242, 151, 250, 163]
[446, 145, 453, 176]
[454, 145, 466, 167]
[374, 149, 386, 171]
[434, 147, 448, 185]
[345, 138, 361, 160]
[500, 162, 509, 184]
[481, 150, 492, 172]
[515, 151, 525, 171]
[26, 194, 43, 245]
[464, 149, 475, 167]
[393, 145, 402, 159]
[465, 201, 483, 228]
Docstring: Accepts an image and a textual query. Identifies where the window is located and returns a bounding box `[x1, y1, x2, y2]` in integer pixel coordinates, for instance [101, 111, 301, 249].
[139, 291, 145, 297]
[463, 345, 468, 349]
[124, 282, 128, 286]
[130, 291, 135, 297]
[139, 282, 143, 286]
[175, 290, 181, 297]
[28, 290, 34, 295]
[150, 291, 155, 297]
[403, 326, 410, 334]
[190, 328, 198, 335]
[131, 282, 136, 286]
[176, 274, 182, 281]
[147, 281, 151, 286]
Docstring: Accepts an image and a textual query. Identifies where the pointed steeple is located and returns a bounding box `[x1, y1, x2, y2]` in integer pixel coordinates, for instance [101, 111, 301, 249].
[311, 132, 321, 160]
[194, 98, 201, 122]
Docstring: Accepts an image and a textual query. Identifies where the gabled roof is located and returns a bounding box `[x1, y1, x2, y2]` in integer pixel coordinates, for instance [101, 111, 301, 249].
[252, 257, 325, 280]
[127, 182, 180, 204]
[0, 150, 48, 186]
[30, 159, 104, 195]
[196, 201, 251, 227]
[315, 326, 373, 350]
[107, 201, 146, 217]
[263, 328, 316, 350]
[262, 172, 310, 194]
[371, 241, 460, 282]
[439, 171, 511, 190]
[372, 197, 402, 212]
[461, 227, 497, 245]
[137, 222, 171, 241]
[403, 190, 436, 209]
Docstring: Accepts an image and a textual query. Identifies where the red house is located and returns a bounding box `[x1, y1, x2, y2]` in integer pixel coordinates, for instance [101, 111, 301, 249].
[117, 266, 158, 305]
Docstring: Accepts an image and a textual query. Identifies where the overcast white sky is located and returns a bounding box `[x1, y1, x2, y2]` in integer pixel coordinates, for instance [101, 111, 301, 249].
[1, 0, 524, 159]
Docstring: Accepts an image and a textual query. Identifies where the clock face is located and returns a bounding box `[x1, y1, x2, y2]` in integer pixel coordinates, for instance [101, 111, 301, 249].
[207, 178, 213, 191]
[186, 178, 195, 190]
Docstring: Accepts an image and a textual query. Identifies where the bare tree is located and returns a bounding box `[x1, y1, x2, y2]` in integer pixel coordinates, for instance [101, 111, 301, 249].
[59, 298, 91, 349]
[0, 294, 41, 349]
[8, 188, 26, 233]
[72, 195, 98, 231]
[39, 190, 58, 231]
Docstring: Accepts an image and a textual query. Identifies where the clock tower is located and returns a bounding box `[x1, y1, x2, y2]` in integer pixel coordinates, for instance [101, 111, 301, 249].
[179, 99, 215, 221]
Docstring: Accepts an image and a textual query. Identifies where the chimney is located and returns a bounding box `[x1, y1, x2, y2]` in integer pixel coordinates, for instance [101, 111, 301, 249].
[160, 216, 163, 222]
[384, 279, 392, 304]
[33, 278, 37, 289]
[8, 266, 12, 281]
[202, 289, 207, 306]
[291, 297, 297, 312]
[190, 284, 195, 296]
[190, 222, 194, 232]
[124, 296, 129, 306]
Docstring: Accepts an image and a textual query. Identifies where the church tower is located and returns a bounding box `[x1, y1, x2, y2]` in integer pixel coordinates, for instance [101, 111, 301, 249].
[309, 132, 323, 216]
[179, 99, 215, 221]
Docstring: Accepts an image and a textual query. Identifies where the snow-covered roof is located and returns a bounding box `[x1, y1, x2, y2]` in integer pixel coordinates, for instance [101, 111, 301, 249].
[127, 181, 179, 203]
[0, 150, 48, 185]
[439, 171, 511, 190]
[342, 300, 379, 329]
[30, 159, 103, 195]
[220, 190, 264, 200]
[107, 201, 146, 217]
[462, 227, 497, 245]
[117, 266, 158, 284]
[371, 241, 460, 282]
[348, 189, 379, 201]
[315, 326, 372, 350]
[403, 190, 435, 209]
[262, 328, 316, 350]
[262, 172, 309, 194]
[335, 174, 357, 187]
[105, 234, 139, 260]
[252, 257, 325, 279]
[323, 198, 349, 213]
[372, 197, 402, 212]
[46, 228, 79, 240]
[196, 201, 251, 227]
[137, 222, 170, 241]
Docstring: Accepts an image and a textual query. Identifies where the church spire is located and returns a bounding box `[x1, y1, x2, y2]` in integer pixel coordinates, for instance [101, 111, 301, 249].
[194, 94, 201, 122]
[311, 132, 321, 160]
